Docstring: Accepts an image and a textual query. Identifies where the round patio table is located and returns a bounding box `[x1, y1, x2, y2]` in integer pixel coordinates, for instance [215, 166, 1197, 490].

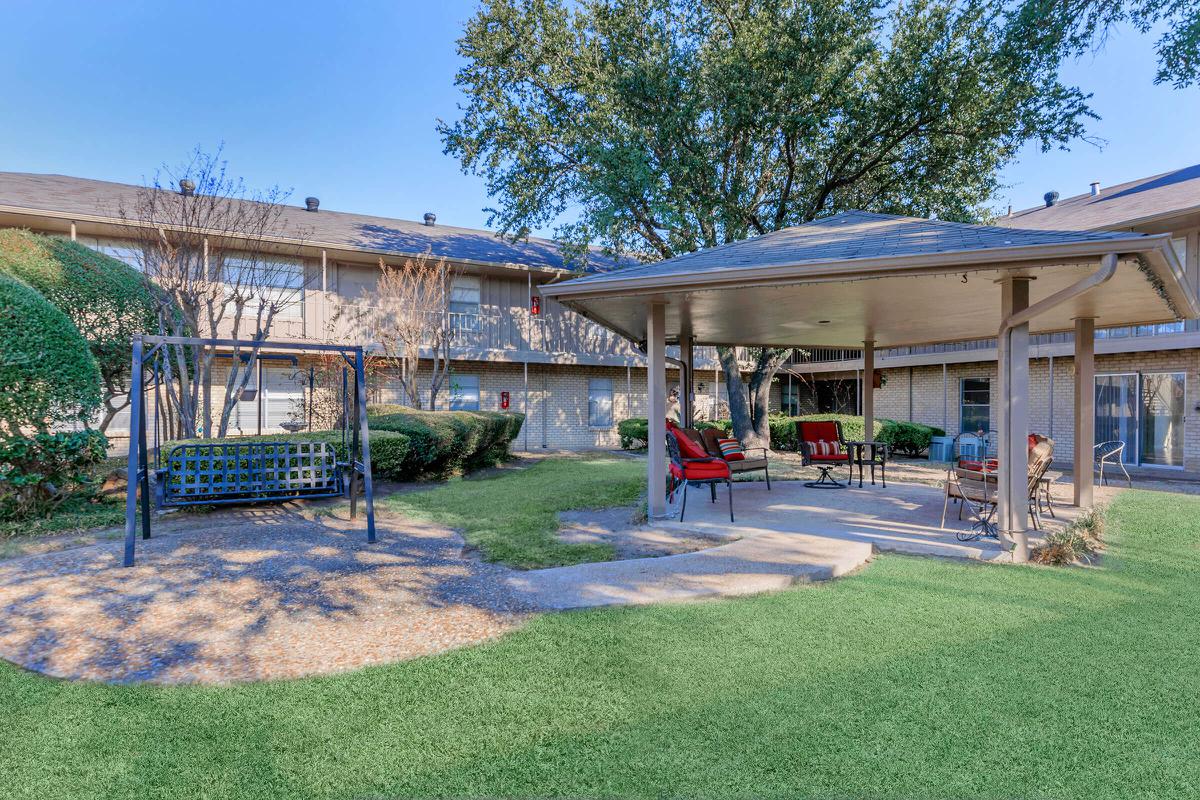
[845, 441, 888, 488]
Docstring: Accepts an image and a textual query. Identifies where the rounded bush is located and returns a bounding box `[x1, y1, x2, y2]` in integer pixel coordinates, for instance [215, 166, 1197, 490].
[0, 270, 102, 433]
[0, 230, 157, 401]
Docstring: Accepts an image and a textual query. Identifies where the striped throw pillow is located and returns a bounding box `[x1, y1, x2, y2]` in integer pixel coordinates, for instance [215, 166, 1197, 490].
[717, 438, 745, 461]
[814, 439, 842, 457]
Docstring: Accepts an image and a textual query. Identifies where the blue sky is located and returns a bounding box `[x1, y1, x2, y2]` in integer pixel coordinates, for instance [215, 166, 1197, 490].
[2, 1, 1196, 235]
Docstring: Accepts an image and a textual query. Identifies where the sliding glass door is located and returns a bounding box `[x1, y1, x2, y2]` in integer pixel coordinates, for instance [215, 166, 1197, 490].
[1095, 374, 1138, 462]
[1095, 372, 1186, 468]
[1140, 373, 1186, 466]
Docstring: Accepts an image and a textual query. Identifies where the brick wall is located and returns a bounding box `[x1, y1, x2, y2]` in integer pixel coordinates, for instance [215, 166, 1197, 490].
[869, 348, 1200, 470]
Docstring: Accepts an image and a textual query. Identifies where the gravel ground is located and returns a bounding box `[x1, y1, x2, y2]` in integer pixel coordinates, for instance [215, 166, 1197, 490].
[0, 504, 535, 684]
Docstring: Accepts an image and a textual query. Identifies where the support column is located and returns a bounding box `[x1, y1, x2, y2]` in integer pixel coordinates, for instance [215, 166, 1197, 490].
[647, 303, 668, 518]
[862, 340, 875, 438]
[997, 277, 1031, 561]
[679, 336, 694, 426]
[1074, 316, 1096, 507]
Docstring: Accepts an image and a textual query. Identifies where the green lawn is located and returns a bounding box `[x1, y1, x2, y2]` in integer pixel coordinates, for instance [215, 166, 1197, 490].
[381, 453, 645, 568]
[2, 488, 1199, 799]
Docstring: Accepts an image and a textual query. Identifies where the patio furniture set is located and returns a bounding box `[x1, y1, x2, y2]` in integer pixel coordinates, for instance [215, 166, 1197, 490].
[665, 418, 890, 522]
[941, 432, 1057, 541]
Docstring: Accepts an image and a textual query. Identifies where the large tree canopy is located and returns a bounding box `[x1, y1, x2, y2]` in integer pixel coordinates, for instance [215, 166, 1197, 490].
[1012, 0, 1200, 89]
[441, 0, 1094, 443]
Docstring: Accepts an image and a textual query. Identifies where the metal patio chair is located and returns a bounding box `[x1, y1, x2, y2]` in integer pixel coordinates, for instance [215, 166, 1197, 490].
[1094, 440, 1132, 488]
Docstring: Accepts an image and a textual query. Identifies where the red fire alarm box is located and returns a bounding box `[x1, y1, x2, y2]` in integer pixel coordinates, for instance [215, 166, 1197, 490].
[500, 391, 510, 410]
[530, 295, 541, 315]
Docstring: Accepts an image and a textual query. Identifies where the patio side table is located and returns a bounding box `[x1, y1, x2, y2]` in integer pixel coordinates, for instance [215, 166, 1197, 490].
[846, 441, 888, 488]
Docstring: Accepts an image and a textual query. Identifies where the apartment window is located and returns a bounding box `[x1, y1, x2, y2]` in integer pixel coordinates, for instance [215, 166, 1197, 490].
[588, 378, 614, 428]
[77, 236, 144, 270]
[449, 374, 480, 411]
[450, 276, 481, 316]
[960, 377, 990, 434]
[223, 254, 305, 320]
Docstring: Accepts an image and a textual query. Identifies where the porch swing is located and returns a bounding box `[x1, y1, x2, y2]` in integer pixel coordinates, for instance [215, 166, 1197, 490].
[122, 335, 377, 567]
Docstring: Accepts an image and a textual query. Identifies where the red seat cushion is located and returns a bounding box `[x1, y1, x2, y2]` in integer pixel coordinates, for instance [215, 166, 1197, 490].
[799, 421, 840, 444]
[810, 453, 850, 462]
[960, 458, 999, 472]
[670, 461, 731, 480]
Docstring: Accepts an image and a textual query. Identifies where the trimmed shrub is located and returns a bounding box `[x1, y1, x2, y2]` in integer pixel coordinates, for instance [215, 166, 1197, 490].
[877, 420, 946, 457]
[0, 270, 102, 433]
[0, 232, 157, 429]
[368, 406, 525, 477]
[175, 429, 412, 481]
[617, 418, 649, 449]
[0, 430, 108, 520]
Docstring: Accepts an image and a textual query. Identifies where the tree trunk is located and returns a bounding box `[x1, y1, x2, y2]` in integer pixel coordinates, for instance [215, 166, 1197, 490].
[720, 347, 792, 449]
[717, 347, 765, 448]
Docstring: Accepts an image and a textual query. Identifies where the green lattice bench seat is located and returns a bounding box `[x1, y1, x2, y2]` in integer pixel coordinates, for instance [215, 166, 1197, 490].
[154, 441, 347, 508]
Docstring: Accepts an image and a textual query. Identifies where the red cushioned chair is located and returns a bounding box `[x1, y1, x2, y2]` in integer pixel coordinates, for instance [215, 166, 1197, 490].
[666, 429, 734, 522]
[796, 420, 852, 488]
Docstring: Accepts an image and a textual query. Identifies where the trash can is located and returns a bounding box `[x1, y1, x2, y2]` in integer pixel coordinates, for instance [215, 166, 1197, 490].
[929, 436, 953, 463]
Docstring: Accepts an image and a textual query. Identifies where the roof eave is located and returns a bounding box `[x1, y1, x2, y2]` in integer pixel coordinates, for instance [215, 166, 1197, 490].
[540, 235, 1161, 301]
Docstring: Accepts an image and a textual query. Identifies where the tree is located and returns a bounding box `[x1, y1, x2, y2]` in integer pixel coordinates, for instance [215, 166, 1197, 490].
[366, 254, 462, 410]
[1010, 0, 1200, 88]
[0, 230, 158, 433]
[116, 146, 312, 439]
[0, 271, 101, 435]
[440, 0, 1093, 445]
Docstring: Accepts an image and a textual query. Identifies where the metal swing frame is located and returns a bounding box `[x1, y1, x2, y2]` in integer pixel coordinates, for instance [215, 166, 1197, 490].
[122, 335, 377, 567]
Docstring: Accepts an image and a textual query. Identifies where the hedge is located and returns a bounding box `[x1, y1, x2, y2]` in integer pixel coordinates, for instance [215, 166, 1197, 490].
[0, 429, 108, 520]
[367, 406, 525, 478]
[877, 420, 946, 457]
[617, 418, 648, 449]
[0, 231, 157, 409]
[0, 270, 102, 433]
[175, 429, 413, 481]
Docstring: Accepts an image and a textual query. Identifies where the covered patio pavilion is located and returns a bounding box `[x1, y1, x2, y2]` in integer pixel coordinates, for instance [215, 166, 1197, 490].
[542, 211, 1199, 561]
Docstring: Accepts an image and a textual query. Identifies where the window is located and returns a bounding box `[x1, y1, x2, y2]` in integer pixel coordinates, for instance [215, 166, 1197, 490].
[77, 236, 144, 270]
[960, 377, 990, 434]
[589, 378, 614, 428]
[223, 254, 305, 320]
[449, 374, 480, 411]
[450, 275, 481, 315]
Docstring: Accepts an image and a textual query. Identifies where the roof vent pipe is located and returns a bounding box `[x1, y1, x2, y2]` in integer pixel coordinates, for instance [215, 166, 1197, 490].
[179, 179, 195, 197]
[423, 212, 436, 226]
[1044, 190, 1059, 208]
[1090, 181, 1101, 197]
[305, 196, 319, 212]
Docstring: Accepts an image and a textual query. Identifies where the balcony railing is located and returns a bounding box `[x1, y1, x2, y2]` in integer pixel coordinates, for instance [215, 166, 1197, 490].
[791, 320, 1197, 364]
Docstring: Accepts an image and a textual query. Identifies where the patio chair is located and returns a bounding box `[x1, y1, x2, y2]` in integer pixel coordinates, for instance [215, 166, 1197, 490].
[942, 431, 998, 538]
[700, 428, 771, 489]
[796, 420, 852, 488]
[1095, 440, 1132, 488]
[666, 429, 734, 523]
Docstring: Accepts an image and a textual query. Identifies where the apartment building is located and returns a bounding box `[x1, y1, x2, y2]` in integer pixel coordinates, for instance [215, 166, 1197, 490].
[785, 164, 1200, 473]
[0, 172, 765, 450]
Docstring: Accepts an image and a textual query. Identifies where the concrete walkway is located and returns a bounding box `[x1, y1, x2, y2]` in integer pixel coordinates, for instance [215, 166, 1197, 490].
[506, 528, 872, 609]
[507, 478, 1080, 610]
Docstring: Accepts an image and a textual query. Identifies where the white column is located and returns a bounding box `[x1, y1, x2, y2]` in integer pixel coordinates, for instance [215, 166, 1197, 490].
[862, 340, 875, 438]
[997, 277, 1031, 561]
[1074, 316, 1096, 507]
[647, 302, 668, 518]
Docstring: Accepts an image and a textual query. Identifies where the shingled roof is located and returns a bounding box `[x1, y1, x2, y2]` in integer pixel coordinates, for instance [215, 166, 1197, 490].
[559, 210, 1145, 287]
[996, 164, 1200, 232]
[0, 172, 627, 273]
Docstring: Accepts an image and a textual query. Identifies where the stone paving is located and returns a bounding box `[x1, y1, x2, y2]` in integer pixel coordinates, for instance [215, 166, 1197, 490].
[0, 506, 535, 684]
